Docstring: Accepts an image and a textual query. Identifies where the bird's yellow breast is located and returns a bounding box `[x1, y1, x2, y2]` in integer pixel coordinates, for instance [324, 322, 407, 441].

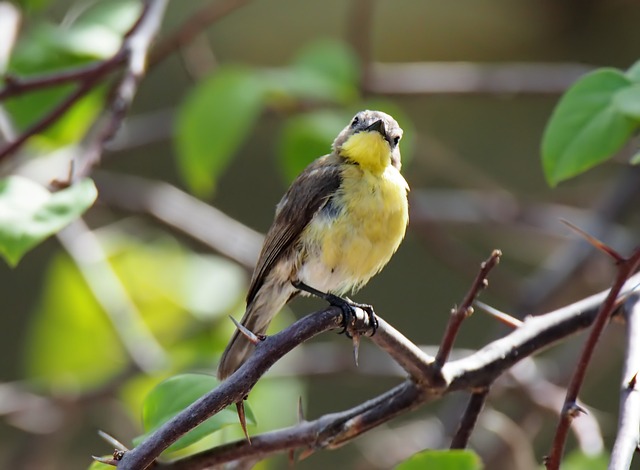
[302, 160, 409, 294]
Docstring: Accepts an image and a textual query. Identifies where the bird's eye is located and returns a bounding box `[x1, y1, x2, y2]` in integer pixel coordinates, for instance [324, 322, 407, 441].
[393, 136, 400, 146]
[351, 116, 359, 128]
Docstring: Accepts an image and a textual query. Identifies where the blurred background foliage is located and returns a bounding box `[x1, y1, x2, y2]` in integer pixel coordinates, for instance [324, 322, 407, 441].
[1, 0, 640, 469]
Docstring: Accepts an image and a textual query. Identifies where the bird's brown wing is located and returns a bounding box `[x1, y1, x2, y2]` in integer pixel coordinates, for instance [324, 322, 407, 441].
[246, 155, 343, 304]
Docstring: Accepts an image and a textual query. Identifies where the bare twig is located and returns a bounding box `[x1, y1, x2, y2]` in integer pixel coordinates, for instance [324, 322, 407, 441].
[57, 219, 168, 373]
[435, 249, 502, 368]
[73, 0, 169, 180]
[103, 272, 640, 469]
[113, 307, 347, 470]
[0, 56, 125, 102]
[546, 247, 640, 470]
[609, 293, 640, 470]
[366, 62, 593, 96]
[0, 0, 168, 164]
[93, 171, 263, 270]
[450, 388, 490, 449]
[0, 75, 105, 161]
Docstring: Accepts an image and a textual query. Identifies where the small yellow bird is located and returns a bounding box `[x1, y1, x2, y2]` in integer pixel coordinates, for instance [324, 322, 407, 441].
[218, 110, 409, 379]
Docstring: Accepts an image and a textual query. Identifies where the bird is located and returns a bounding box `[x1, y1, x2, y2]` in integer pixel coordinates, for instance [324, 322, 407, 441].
[217, 110, 409, 380]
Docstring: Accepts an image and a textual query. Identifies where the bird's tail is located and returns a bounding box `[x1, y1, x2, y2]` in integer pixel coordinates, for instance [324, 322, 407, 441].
[217, 286, 291, 380]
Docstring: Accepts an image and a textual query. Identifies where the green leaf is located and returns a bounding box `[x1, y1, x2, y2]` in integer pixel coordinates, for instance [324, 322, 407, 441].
[0, 177, 97, 266]
[278, 110, 350, 182]
[614, 84, 640, 120]
[87, 460, 115, 470]
[630, 150, 640, 165]
[554, 451, 607, 470]
[175, 67, 266, 196]
[541, 68, 636, 186]
[265, 40, 359, 106]
[626, 59, 640, 82]
[135, 373, 256, 455]
[24, 254, 127, 391]
[395, 450, 483, 470]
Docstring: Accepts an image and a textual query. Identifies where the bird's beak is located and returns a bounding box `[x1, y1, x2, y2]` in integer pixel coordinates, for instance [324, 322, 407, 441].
[365, 119, 391, 145]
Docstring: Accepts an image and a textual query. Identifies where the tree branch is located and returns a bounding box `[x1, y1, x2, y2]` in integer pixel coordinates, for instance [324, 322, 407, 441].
[546, 247, 640, 470]
[609, 293, 640, 470]
[102, 271, 640, 469]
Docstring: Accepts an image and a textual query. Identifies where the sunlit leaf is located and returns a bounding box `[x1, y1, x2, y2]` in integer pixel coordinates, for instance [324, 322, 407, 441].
[87, 459, 116, 470]
[265, 40, 359, 106]
[24, 254, 127, 391]
[613, 84, 640, 120]
[175, 67, 267, 196]
[626, 59, 640, 82]
[0, 177, 97, 266]
[278, 110, 350, 182]
[558, 451, 607, 470]
[541, 68, 636, 186]
[135, 373, 256, 455]
[395, 450, 483, 470]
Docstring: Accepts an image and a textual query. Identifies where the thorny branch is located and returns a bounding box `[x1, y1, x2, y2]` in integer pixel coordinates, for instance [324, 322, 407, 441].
[546, 247, 640, 470]
[102, 265, 640, 470]
[610, 294, 640, 470]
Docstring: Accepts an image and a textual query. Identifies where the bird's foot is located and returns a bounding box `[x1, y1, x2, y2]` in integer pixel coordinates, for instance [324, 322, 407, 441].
[291, 281, 378, 336]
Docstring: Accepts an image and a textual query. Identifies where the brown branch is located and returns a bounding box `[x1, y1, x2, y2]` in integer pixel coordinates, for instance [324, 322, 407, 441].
[0, 57, 125, 102]
[113, 307, 346, 470]
[546, 247, 640, 470]
[71, 0, 169, 181]
[0, 74, 103, 161]
[0, 0, 169, 165]
[435, 249, 502, 368]
[610, 293, 640, 469]
[101, 271, 640, 469]
[450, 388, 490, 449]
[93, 171, 263, 270]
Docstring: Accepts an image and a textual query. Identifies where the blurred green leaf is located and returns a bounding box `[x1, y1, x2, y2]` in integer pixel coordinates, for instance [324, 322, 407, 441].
[541, 68, 636, 186]
[614, 84, 640, 120]
[24, 254, 127, 391]
[135, 373, 255, 455]
[175, 67, 267, 196]
[627, 59, 640, 82]
[87, 460, 115, 470]
[3, 1, 138, 151]
[294, 40, 359, 90]
[265, 40, 359, 106]
[74, 0, 143, 36]
[0, 177, 97, 266]
[545, 451, 607, 470]
[395, 450, 483, 470]
[630, 150, 640, 165]
[278, 110, 350, 182]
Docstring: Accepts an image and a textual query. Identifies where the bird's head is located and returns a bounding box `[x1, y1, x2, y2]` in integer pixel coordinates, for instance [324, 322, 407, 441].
[333, 110, 403, 173]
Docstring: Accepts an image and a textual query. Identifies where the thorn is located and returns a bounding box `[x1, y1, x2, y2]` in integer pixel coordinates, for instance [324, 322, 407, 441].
[298, 447, 316, 461]
[628, 372, 638, 390]
[560, 219, 624, 263]
[97, 430, 129, 451]
[92, 455, 119, 466]
[236, 401, 251, 444]
[229, 316, 262, 345]
[297, 396, 305, 423]
[352, 332, 360, 367]
[475, 300, 523, 328]
[563, 401, 587, 418]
